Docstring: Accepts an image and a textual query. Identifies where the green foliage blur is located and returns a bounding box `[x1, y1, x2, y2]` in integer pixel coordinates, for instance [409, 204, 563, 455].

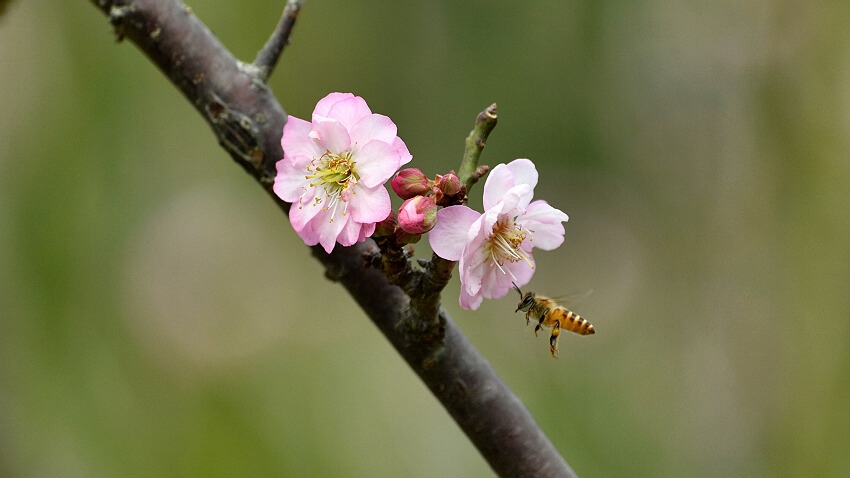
[2, 1, 849, 476]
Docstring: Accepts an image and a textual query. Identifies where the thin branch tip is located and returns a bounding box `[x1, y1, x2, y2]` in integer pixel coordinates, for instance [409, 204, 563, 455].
[458, 103, 499, 191]
[253, 0, 305, 82]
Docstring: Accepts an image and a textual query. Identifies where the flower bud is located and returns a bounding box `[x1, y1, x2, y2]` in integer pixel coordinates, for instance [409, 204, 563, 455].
[391, 168, 430, 199]
[435, 173, 462, 196]
[371, 210, 398, 238]
[398, 195, 438, 234]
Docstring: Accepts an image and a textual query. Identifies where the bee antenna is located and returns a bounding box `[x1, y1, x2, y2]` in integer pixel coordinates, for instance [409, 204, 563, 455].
[511, 281, 523, 297]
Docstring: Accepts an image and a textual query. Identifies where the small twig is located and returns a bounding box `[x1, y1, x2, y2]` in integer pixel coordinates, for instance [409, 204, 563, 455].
[457, 103, 498, 191]
[253, 0, 304, 83]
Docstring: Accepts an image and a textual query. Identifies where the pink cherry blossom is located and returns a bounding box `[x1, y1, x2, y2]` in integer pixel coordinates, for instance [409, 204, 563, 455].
[273, 93, 412, 253]
[429, 159, 569, 310]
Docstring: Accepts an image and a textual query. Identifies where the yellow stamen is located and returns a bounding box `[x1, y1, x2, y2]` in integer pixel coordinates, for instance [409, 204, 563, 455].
[304, 149, 358, 222]
[487, 216, 535, 273]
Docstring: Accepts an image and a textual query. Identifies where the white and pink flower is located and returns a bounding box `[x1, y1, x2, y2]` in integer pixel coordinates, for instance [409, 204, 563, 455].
[273, 93, 412, 253]
[429, 159, 569, 310]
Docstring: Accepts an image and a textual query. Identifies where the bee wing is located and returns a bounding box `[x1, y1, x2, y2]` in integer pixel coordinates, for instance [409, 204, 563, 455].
[550, 289, 593, 305]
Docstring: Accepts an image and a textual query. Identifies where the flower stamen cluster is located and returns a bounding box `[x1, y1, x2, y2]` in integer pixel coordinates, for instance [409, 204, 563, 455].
[303, 150, 359, 220]
[488, 217, 534, 278]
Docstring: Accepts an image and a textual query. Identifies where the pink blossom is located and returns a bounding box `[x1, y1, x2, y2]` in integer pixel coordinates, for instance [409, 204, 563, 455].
[429, 159, 569, 310]
[273, 93, 412, 253]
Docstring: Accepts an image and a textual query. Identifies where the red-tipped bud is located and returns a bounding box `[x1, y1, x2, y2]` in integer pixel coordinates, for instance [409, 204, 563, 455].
[371, 210, 398, 238]
[391, 168, 430, 199]
[435, 173, 462, 196]
[398, 196, 438, 234]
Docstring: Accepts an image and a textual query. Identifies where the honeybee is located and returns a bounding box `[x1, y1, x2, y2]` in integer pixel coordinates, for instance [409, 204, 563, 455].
[513, 283, 595, 358]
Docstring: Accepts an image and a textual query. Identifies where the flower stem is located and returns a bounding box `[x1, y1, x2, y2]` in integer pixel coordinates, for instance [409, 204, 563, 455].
[457, 103, 498, 192]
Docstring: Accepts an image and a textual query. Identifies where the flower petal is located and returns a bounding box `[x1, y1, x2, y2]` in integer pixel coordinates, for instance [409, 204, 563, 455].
[312, 120, 351, 154]
[325, 96, 372, 131]
[483, 253, 535, 300]
[273, 155, 312, 203]
[354, 140, 401, 188]
[429, 206, 481, 261]
[459, 285, 484, 310]
[493, 184, 533, 217]
[392, 136, 413, 166]
[282, 116, 323, 161]
[336, 215, 363, 247]
[312, 93, 355, 119]
[359, 222, 376, 241]
[350, 114, 397, 146]
[288, 188, 324, 232]
[483, 159, 538, 210]
[347, 184, 391, 224]
[295, 219, 320, 247]
[518, 200, 569, 250]
[314, 208, 349, 253]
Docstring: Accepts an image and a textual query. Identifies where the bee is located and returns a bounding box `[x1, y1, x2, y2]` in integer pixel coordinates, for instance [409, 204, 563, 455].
[513, 283, 595, 358]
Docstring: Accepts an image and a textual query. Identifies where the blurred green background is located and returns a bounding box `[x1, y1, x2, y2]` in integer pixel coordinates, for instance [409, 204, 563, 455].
[2, 0, 849, 476]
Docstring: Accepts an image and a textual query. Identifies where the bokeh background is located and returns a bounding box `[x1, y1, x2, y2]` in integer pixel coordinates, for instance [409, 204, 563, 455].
[2, 0, 849, 476]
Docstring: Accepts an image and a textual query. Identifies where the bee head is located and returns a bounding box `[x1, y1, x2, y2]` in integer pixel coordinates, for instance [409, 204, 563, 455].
[512, 282, 535, 312]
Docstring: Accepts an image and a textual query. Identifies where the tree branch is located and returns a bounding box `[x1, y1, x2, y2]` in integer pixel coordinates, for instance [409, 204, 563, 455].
[253, 0, 303, 83]
[90, 1, 577, 476]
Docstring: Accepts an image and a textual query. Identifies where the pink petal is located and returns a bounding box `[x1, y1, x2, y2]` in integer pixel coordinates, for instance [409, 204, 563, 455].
[336, 215, 363, 247]
[354, 140, 400, 188]
[282, 116, 323, 161]
[273, 156, 311, 203]
[505, 159, 538, 192]
[482, 253, 535, 300]
[460, 247, 488, 297]
[350, 114, 397, 146]
[518, 200, 569, 250]
[325, 96, 372, 131]
[429, 206, 481, 261]
[288, 188, 324, 232]
[360, 222, 376, 241]
[493, 184, 533, 217]
[312, 93, 355, 119]
[295, 220, 320, 247]
[312, 120, 351, 154]
[314, 208, 349, 253]
[392, 136, 413, 166]
[459, 285, 484, 310]
[347, 184, 391, 224]
[483, 159, 538, 210]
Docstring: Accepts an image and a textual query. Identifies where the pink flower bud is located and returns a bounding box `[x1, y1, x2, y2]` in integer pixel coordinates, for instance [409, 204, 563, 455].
[436, 173, 462, 196]
[372, 210, 398, 238]
[398, 196, 438, 234]
[391, 168, 430, 199]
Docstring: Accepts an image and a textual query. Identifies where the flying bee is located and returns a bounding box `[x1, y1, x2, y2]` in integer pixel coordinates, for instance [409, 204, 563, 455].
[513, 283, 595, 358]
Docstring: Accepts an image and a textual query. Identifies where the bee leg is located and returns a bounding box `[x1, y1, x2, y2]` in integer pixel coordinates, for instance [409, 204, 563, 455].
[549, 322, 561, 358]
[525, 312, 531, 326]
[534, 309, 549, 337]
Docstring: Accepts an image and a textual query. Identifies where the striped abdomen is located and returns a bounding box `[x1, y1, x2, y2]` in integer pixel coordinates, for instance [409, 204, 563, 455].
[555, 308, 595, 335]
